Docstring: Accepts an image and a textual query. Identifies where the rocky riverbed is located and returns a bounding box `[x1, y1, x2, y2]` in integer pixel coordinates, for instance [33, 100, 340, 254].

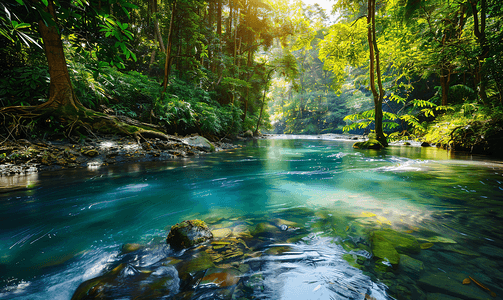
[0, 134, 241, 176]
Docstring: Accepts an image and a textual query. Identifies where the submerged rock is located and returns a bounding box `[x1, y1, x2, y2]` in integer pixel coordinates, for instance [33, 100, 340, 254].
[252, 222, 280, 237]
[200, 267, 241, 287]
[373, 229, 420, 254]
[212, 228, 232, 238]
[399, 254, 424, 274]
[166, 220, 213, 250]
[177, 251, 216, 280]
[372, 234, 400, 265]
[121, 243, 144, 254]
[418, 272, 492, 300]
[353, 139, 383, 150]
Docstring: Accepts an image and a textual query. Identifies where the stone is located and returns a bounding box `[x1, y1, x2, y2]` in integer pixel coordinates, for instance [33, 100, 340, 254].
[421, 142, 431, 147]
[182, 135, 215, 152]
[373, 229, 420, 254]
[427, 293, 462, 300]
[399, 254, 424, 274]
[199, 268, 241, 287]
[342, 253, 363, 270]
[353, 139, 383, 150]
[243, 130, 254, 138]
[273, 218, 300, 228]
[212, 228, 232, 238]
[232, 224, 252, 238]
[252, 222, 280, 237]
[418, 236, 457, 244]
[81, 148, 99, 157]
[372, 234, 400, 265]
[121, 243, 143, 254]
[177, 252, 215, 280]
[479, 245, 503, 258]
[418, 272, 493, 300]
[166, 220, 213, 250]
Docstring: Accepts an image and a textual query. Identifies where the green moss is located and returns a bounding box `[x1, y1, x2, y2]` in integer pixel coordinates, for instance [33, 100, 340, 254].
[373, 229, 420, 254]
[353, 139, 383, 150]
[371, 234, 400, 265]
[191, 219, 208, 228]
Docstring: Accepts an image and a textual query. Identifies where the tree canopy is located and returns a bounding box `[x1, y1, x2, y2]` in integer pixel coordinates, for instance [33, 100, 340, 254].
[1, 0, 502, 152]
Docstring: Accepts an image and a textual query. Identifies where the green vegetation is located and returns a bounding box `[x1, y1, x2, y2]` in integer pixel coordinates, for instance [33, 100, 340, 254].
[0, 0, 502, 154]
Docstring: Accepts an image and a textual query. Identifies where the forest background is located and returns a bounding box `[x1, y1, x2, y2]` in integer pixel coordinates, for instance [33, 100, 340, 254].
[1, 0, 502, 154]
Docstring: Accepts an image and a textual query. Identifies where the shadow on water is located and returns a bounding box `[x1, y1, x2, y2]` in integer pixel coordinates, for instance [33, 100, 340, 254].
[1, 136, 503, 299]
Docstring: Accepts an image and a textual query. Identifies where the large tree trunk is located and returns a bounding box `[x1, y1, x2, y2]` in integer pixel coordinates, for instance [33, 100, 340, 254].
[38, 0, 82, 111]
[150, 0, 165, 52]
[367, 0, 387, 146]
[470, 0, 489, 103]
[162, 1, 177, 93]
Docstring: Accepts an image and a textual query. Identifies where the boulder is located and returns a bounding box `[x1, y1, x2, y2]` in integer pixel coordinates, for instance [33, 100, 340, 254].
[182, 135, 215, 152]
[353, 139, 383, 150]
[371, 234, 400, 265]
[399, 254, 424, 274]
[199, 268, 241, 287]
[166, 220, 213, 250]
[373, 229, 420, 254]
[243, 130, 254, 138]
[421, 142, 431, 147]
[418, 272, 492, 300]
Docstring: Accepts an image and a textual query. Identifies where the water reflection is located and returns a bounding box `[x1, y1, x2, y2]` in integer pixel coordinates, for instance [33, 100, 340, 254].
[0, 173, 39, 193]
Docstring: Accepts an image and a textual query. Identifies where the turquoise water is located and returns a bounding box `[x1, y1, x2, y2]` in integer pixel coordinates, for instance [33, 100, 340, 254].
[1, 136, 503, 299]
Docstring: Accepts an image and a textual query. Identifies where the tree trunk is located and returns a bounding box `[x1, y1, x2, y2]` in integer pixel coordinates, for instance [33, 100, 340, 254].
[367, 0, 387, 146]
[150, 0, 165, 52]
[38, 0, 81, 111]
[217, 0, 222, 36]
[162, 1, 177, 94]
[255, 68, 274, 135]
[440, 68, 450, 106]
[470, 0, 489, 103]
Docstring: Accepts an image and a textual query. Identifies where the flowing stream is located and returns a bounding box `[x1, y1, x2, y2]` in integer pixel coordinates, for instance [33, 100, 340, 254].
[1, 135, 503, 300]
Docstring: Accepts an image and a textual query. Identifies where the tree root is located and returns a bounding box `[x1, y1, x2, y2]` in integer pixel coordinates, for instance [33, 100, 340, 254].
[0, 104, 170, 145]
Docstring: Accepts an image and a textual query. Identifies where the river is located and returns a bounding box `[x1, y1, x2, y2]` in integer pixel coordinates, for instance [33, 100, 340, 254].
[1, 135, 502, 299]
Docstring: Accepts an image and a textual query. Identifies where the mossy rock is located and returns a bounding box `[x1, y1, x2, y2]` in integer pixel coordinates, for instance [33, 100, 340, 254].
[371, 234, 400, 265]
[353, 139, 383, 150]
[200, 268, 241, 287]
[177, 252, 215, 280]
[212, 228, 232, 238]
[342, 253, 363, 270]
[81, 148, 99, 157]
[373, 229, 420, 254]
[121, 243, 143, 254]
[166, 219, 213, 250]
[182, 135, 215, 152]
[399, 254, 424, 274]
[252, 222, 280, 237]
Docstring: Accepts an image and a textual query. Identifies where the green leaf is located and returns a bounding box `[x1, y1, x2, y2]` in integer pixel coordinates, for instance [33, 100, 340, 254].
[40, 0, 48, 6]
[13, 22, 31, 30]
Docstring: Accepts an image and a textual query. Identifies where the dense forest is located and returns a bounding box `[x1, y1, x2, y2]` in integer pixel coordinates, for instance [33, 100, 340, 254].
[1, 0, 502, 153]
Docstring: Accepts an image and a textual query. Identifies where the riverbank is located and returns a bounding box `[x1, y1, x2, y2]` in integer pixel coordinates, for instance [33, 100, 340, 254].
[0, 134, 241, 176]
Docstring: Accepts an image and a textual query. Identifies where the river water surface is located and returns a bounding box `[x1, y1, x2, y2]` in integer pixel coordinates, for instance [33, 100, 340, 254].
[1, 136, 503, 299]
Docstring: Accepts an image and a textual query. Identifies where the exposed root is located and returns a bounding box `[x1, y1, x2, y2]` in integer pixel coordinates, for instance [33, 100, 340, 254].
[1, 104, 168, 144]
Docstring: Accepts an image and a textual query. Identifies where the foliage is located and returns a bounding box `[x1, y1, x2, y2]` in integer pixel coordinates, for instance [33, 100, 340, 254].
[423, 102, 503, 153]
[0, 66, 49, 107]
[153, 79, 244, 136]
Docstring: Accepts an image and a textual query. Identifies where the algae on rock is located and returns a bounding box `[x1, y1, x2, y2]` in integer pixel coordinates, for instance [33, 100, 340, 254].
[166, 219, 213, 250]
